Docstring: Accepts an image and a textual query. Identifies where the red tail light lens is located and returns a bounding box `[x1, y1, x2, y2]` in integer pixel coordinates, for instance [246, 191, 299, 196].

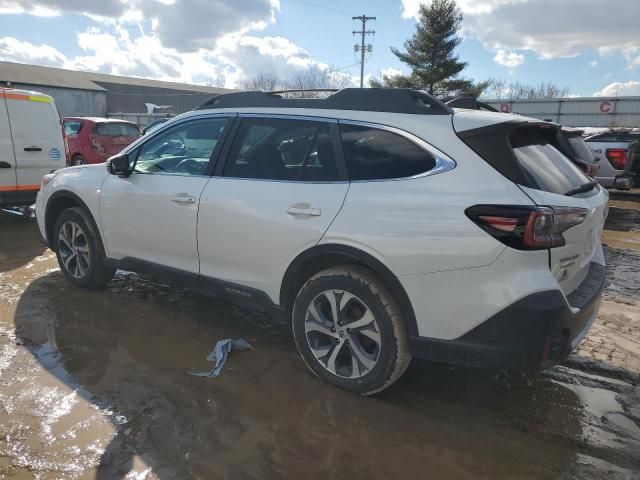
[467, 205, 588, 250]
[606, 148, 627, 170]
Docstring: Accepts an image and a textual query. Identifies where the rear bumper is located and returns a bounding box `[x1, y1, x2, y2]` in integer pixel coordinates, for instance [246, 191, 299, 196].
[409, 262, 606, 371]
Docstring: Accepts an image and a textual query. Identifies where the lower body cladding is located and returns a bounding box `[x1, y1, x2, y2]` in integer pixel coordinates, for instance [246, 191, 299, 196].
[403, 257, 606, 371]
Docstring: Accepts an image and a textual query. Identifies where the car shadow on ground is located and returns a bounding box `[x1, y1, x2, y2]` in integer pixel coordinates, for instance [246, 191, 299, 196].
[12, 271, 640, 479]
[0, 211, 47, 273]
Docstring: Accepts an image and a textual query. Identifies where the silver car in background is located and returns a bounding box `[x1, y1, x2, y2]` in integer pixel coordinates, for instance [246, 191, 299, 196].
[586, 130, 639, 189]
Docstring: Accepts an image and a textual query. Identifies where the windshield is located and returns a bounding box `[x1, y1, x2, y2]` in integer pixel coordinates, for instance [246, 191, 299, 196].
[95, 122, 140, 137]
[511, 128, 591, 195]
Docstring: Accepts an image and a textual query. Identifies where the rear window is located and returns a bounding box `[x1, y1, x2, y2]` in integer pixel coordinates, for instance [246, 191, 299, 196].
[94, 122, 140, 137]
[339, 124, 435, 180]
[64, 121, 82, 137]
[511, 128, 590, 195]
[567, 135, 597, 164]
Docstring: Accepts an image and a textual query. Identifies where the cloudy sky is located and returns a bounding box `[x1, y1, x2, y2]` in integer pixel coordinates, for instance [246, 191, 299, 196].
[0, 0, 639, 96]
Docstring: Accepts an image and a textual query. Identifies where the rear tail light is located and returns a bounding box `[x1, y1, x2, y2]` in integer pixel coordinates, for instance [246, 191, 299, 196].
[606, 148, 627, 170]
[466, 205, 588, 250]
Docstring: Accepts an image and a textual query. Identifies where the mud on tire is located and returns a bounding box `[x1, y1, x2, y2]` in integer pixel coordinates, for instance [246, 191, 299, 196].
[53, 207, 115, 289]
[292, 266, 411, 395]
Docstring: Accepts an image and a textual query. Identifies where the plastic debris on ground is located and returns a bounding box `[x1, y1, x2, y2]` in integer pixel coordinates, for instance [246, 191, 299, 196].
[188, 339, 253, 378]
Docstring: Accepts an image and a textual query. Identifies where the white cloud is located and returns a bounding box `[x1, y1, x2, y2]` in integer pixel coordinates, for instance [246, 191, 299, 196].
[0, 37, 67, 66]
[401, 0, 640, 68]
[0, 0, 280, 52]
[593, 81, 640, 97]
[381, 67, 403, 78]
[493, 49, 524, 67]
[0, 27, 352, 89]
[589, 60, 598, 67]
[0, 0, 343, 88]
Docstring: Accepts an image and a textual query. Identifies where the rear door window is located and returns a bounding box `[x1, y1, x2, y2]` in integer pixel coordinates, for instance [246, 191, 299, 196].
[339, 124, 435, 180]
[223, 117, 341, 182]
[95, 122, 140, 137]
[64, 121, 82, 137]
[511, 128, 590, 195]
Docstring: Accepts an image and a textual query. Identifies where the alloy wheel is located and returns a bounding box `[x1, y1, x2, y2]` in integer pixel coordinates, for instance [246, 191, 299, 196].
[304, 289, 382, 379]
[58, 220, 91, 278]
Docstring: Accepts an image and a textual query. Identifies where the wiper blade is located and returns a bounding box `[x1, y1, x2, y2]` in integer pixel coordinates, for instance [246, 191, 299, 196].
[565, 180, 598, 196]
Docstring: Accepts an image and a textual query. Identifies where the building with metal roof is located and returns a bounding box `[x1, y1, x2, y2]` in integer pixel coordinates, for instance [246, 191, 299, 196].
[0, 61, 232, 122]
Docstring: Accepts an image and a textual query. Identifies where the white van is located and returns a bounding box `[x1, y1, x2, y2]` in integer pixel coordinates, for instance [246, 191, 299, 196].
[1, 88, 66, 208]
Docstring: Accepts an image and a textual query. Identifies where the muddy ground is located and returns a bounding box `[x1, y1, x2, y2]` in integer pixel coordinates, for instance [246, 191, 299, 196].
[0, 193, 639, 480]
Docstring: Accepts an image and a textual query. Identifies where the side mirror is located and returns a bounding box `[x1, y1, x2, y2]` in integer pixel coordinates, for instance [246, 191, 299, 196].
[106, 153, 132, 177]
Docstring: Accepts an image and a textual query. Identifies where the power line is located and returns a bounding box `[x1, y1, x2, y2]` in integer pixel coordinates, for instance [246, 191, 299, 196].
[289, 0, 351, 15]
[352, 15, 376, 88]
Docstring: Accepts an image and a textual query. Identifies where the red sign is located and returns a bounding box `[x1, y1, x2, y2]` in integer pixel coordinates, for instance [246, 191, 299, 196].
[599, 101, 611, 113]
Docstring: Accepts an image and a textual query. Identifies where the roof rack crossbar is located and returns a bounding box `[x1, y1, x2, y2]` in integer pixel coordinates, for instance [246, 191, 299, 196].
[194, 88, 453, 115]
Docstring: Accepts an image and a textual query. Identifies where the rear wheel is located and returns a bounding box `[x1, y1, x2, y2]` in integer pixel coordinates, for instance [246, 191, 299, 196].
[53, 207, 115, 288]
[292, 266, 411, 395]
[72, 155, 85, 166]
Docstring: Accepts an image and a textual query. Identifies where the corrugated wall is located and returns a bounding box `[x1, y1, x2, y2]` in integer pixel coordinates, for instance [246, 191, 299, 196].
[484, 97, 640, 127]
[10, 83, 107, 117]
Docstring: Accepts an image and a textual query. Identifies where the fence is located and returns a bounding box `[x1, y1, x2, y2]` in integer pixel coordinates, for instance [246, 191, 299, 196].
[483, 96, 640, 128]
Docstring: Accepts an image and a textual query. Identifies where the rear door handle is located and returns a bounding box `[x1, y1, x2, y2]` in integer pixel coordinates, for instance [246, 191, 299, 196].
[170, 194, 196, 204]
[287, 204, 321, 217]
[0, 161, 11, 169]
[24, 146, 42, 152]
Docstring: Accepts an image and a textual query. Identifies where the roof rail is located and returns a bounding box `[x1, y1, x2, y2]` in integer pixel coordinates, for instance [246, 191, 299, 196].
[445, 96, 499, 112]
[194, 88, 453, 115]
[268, 88, 338, 95]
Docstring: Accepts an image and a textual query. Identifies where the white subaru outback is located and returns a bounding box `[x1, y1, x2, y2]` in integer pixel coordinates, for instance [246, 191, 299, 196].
[36, 88, 608, 395]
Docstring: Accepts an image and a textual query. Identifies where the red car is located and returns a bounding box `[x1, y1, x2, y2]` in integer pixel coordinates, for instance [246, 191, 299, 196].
[63, 117, 140, 166]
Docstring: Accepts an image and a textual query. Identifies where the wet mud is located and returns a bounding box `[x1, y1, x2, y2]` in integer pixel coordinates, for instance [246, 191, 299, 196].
[1, 207, 640, 479]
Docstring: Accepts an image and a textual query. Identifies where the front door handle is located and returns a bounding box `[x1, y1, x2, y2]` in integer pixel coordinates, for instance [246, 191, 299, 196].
[0, 161, 11, 169]
[287, 203, 321, 217]
[24, 146, 42, 152]
[170, 194, 196, 205]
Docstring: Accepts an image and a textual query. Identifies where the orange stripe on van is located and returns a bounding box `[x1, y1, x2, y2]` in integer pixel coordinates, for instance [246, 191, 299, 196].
[3, 92, 52, 103]
[0, 184, 40, 192]
[17, 184, 41, 191]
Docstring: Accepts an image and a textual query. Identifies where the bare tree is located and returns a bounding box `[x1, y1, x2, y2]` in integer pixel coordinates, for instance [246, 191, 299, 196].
[283, 65, 351, 97]
[238, 71, 281, 91]
[481, 78, 570, 100]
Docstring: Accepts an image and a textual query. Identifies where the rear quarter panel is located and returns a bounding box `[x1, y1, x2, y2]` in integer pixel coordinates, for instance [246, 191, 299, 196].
[322, 114, 536, 275]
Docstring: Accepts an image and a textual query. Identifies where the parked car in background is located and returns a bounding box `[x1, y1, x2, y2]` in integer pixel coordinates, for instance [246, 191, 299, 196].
[63, 117, 140, 166]
[38, 88, 607, 395]
[585, 130, 639, 189]
[0, 88, 65, 208]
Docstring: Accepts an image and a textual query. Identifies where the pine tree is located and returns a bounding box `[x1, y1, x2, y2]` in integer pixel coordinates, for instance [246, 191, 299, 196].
[371, 0, 480, 98]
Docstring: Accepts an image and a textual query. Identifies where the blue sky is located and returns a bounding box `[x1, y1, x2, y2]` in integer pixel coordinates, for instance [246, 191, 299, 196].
[0, 0, 639, 97]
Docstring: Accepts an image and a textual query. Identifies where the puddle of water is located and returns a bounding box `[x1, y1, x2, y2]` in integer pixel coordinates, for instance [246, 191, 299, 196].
[1, 203, 640, 479]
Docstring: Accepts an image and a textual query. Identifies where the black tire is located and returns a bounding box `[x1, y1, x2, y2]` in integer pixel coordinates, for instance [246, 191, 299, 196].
[72, 155, 85, 166]
[53, 207, 115, 289]
[292, 266, 411, 395]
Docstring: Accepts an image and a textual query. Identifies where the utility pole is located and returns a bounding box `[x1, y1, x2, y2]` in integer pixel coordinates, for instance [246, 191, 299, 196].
[352, 14, 376, 88]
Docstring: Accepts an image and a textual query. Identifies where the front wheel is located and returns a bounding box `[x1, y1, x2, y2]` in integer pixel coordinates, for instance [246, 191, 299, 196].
[292, 266, 411, 395]
[53, 207, 115, 288]
[72, 155, 85, 166]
